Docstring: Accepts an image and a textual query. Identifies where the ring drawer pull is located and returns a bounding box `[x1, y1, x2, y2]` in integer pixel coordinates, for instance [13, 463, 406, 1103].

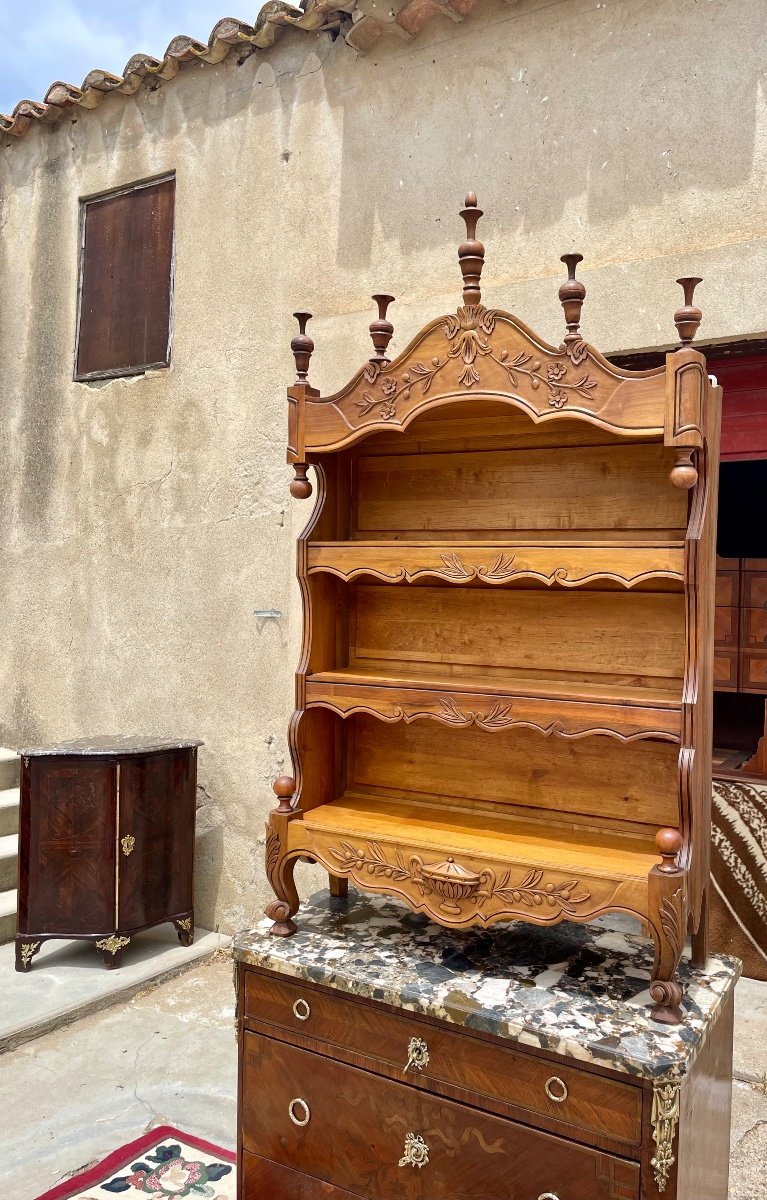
[398, 1132, 429, 1169]
[545, 1076, 568, 1103]
[538, 1194, 560, 1199]
[288, 1098, 311, 1126]
[292, 998, 311, 1021]
[404, 1036, 429, 1072]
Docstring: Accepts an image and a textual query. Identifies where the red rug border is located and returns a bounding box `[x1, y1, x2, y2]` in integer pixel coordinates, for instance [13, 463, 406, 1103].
[34, 1125, 236, 1200]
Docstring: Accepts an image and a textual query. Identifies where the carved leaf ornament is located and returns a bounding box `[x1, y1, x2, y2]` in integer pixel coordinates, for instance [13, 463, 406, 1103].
[349, 305, 598, 424]
[327, 840, 591, 919]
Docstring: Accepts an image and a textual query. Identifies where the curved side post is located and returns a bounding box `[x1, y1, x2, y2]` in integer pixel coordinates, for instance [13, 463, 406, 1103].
[265, 777, 301, 937]
[647, 829, 687, 1025]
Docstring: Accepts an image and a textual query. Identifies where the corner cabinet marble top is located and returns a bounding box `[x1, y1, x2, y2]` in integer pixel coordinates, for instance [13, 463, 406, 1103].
[234, 890, 739, 1200]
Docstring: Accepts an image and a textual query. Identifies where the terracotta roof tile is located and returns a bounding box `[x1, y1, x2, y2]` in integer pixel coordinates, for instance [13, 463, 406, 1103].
[3, 0, 489, 142]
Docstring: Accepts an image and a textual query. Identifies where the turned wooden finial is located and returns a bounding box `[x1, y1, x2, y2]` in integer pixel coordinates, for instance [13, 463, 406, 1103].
[369, 294, 395, 363]
[670, 449, 698, 490]
[458, 192, 485, 306]
[291, 311, 314, 381]
[674, 277, 703, 347]
[656, 827, 683, 873]
[290, 464, 312, 500]
[273, 775, 296, 814]
[559, 253, 586, 343]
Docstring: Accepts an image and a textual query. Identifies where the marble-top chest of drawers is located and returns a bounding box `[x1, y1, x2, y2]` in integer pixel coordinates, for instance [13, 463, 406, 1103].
[234, 889, 739, 1200]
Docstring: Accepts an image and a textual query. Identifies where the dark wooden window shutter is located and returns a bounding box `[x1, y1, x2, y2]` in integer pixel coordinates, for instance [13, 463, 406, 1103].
[75, 176, 175, 380]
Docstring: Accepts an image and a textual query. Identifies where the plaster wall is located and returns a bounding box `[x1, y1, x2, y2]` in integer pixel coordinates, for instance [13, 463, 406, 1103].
[1, 0, 766, 932]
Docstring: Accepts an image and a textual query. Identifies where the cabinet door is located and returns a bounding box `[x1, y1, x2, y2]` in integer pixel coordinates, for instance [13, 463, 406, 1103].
[22, 758, 116, 934]
[713, 650, 739, 691]
[117, 749, 195, 930]
[741, 650, 767, 693]
[714, 604, 739, 648]
[715, 569, 740, 609]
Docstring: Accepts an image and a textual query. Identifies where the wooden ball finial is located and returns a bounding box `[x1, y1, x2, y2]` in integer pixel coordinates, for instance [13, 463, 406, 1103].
[670, 449, 698, 490]
[273, 775, 296, 813]
[656, 827, 683, 873]
[559, 253, 586, 344]
[291, 311, 314, 381]
[458, 192, 485, 306]
[290, 463, 312, 499]
[369, 294, 395, 364]
[674, 277, 703, 347]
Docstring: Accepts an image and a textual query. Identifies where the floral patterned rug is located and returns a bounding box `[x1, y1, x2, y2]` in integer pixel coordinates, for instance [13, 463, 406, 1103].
[34, 1128, 236, 1200]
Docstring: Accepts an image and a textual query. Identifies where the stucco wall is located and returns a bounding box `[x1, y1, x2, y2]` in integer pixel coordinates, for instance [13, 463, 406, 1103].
[1, 0, 766, 932]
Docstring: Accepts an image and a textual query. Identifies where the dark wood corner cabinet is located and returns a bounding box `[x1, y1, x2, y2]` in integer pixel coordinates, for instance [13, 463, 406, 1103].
[265, 193, 722, 1024]
[15, 736, 200, 971]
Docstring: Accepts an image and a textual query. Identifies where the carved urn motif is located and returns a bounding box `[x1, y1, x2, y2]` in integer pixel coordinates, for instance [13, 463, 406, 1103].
[418, 856, 482, 915]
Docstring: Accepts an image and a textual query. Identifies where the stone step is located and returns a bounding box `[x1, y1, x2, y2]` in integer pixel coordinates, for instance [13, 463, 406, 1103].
[0, 835, 18, 892]
[0, 749, 19, 793]
[0, 889, 16, 944]
[0, 788, 20, 837]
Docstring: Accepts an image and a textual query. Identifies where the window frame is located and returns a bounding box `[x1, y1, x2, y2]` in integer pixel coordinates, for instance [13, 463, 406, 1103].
[73, 172, 176, 383]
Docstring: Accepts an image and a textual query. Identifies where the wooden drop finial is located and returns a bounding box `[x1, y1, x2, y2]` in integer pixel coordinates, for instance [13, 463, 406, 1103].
[458, 192, 485, 306]
[670, 449, 698, 490]
[291, 311, 314, 381]
[674, 277, 703, 347]
[290, 463, 312, 500]
[273, 775, 296, 814]
[369, 294, 395, 363]
[656, 827, 683, 873]
[559, 253, 586, 343]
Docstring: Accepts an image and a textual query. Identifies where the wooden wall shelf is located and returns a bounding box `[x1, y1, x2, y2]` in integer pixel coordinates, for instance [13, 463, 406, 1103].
[306, 541, 686, 589]
[265, 195, 722, 1025]
[304, 669, 683, 742]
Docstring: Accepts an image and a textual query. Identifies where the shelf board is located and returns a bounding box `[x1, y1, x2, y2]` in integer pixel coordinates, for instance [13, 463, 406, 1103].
[306, 540, 685, 589]
[305, 666, 683, 742]
[301, 794, 660, 882]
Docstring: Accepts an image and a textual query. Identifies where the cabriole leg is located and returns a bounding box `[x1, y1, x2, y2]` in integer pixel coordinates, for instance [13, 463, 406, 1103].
[173, 911, 195, 947]
[15, 937, 42, 972]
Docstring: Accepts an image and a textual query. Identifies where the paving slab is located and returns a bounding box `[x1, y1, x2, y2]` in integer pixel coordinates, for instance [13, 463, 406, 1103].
[0, 956, 237, 1200]
[733, 974, 767, 1085]
[0, 925, 230, 1051]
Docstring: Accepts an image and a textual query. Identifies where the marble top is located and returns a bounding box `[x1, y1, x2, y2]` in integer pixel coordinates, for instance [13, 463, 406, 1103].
[20, 735, 203, 757]
[234, 888, 740, 1082]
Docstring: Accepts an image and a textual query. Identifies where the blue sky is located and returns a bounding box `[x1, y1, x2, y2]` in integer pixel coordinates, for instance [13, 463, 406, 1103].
[0, 1, 239, 115]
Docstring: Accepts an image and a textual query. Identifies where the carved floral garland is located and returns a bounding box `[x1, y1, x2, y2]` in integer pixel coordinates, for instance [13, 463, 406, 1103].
[353, 305, 598, 422]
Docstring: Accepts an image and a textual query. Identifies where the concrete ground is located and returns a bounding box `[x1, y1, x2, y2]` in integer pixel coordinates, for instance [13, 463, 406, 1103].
[1, 952, 237, 1199]
[0, 926, 230, 1051]
[0, 960, 764, 1200]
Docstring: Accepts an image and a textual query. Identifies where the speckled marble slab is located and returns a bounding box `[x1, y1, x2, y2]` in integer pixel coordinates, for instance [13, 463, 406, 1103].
[234, 888, 740, 1082]
[20, 735, 202, 756]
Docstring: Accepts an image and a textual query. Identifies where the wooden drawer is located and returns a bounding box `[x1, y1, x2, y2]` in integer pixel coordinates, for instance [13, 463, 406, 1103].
[741, 650, 767, 693]
[242, 1151, 362, 1198]
[242, 1031, 640, 1200]
[714, 605, 739, 647]
[243, 970, 642, 1149]
[715, 570, 740, 609]
[744, 607, 767, 648]
[714, 650, 739, 690]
